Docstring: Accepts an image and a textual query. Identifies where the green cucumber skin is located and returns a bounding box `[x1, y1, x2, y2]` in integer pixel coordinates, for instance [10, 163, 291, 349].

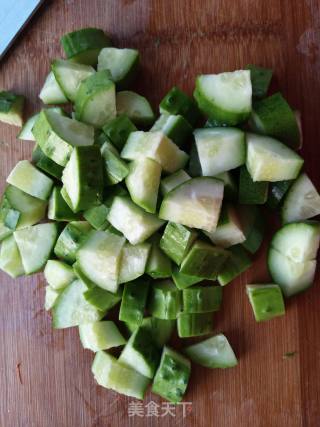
[151, 114, 193, 148]
[246, 284, 285, 322]
[54, 221, 92, 264]
[267, 180, 293, 210]
[239, 205, 266, 254]
[177, 312, 214, 338]
[215, 172, 238, 202]
[217, 245, 252, 286]
[128, 317, 175, 348]
[84, 286, 122, 311]
[48, 187, 80, 222]
[0, 91, 24, 126]
[101, 142, 129, 186]
[148, 280, 182, 320]
[159, 86, 201, 126]
[246, 64, 273, 99]
[239, 166, 269, 205]
[188, 143, 202, 177]
[32, 144, 64, 179]
[182, 286, 222, 313]
[119, 278, 150, 325]
[160, 222, 197, 265]
[103, 114, 137, 151]
[146, 235, 172, 279]
[83, 203, 110, 230]
[172, 267, 203, 290]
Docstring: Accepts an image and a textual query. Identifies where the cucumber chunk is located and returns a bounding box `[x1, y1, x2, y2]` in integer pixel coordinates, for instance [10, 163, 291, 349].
[159, 177, 224, 232]
[214, 171, 238, 201]
[177, 312, 214, 338]
[44, 286, 62, 311]
[152, 346, 191, 403]
[0, 91, 24, 127]
[145, 234, 172, 279]
[44, 260, 76, 290]
[54, 221, 92, 264]
[83, 286, 122, 311]
[62, 146, 104, 212]
[7, 160, 53, 200]
[77, 230, 125, 292]
[239, 205, 265, 254]
[107, 196, 165, 245]
[183, 285, 222, 313]
[148, 280, 182, 320]
[160, 222, 198, 265]
[172, 267, 203, 290]
[119, 326, 160, 378]
[118, 242, 151, 284]
[79, 321, 126, 352]
[267, 180, 293, 210]
[98, 47, 139, 88]
[52, 59, 95, 102]
[204, 204, 246, 248]
[151, 114, 193, 147]
[184, 334, 238, 368]
[14, 223, 58, 274]
[159, 86, 201, 126]
[249, 92, 300, 149]
[217, 245, 252, 286]
[119, 278, 150, 325]
[194, 70, 252, 125]
[32, 144, 64, 179]
[52, 279, 105, 328]
[246, 133, 304, 182]
[239, 165, 268, 204]
[125, 158, 161, 213]
[121, 131, 188, 174]
[246, 284, 285, 322]
[101, 141, 129, 186]
[39, 71, 68, 104]
[116, 91, 155, 127]
[161, 170, 191, 196]
[245, 64, 273, 99]
[194, 127, 246, 176]
[0, 222, 12, 242]
[126, 317, 175, 348]
[0, 235, 24, 278]
[83, 203, 109, 230]
[48, 187, 80, 221]
[102, 114, 137, 151]
[61, 28, 111, 65]
[17, 114, 38, 141]
[282, 173, 320, 223]
[75, 70, 116, 128]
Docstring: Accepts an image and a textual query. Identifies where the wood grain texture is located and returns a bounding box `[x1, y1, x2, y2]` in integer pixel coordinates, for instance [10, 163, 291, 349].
[0, 1, 320, 426]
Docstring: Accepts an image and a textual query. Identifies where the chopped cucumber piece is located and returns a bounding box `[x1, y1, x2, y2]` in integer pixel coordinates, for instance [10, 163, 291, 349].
[160, 222, 197, 265]
[17, 114, 38, 141]
[172, 267, 203, 290]
[218, 245, 252, 286]
[44, 260, 75, 290]
[92, 351, 114, 388]
[188, 143, 202, 177]
[152, 346, 191, 403]
[180, 240, 229, 279]
[125, 158, 161, 213]
[107, 196, 164, 245]
[177, 312, 214, 337]
[52, 59, 95, 102]
[102, 114, 137, 151]
[126, 317, 175, 348]
[7, 160, 53, 200]
[267, 180, 293, 210]
[101, 141, 129, 186]
[62, 146, 104, 212]
[282, 173, 320, 223]
[119, 278, 150, 325]
[14, 223, 58, 274]
[148, 280, 182, 320]
[0, 91, 24, 127]
[83, 286, 122, 311]
[119, 327, 160, 378]
[194, 127, 245, 176]
[77, 230, 125, 292]
[159, 86, 201, 126]
[48, 187, 80, 221]
[194, 70, 252, 125]
[239, 205, 265, 254]
[247, 284, 285, 322]
[98, 47, 139, 88]
[0, 222, 12, 242]
[161, 170, 191, 196]
[116, 91, 155, 127]
[239, 165, 268, 204]
[184, 334, 238, 368]
[183, 285, 222, 313]
[118, 242, 151, 284]
[159, 177, 224, 232]
[61, 28, 111, 65]
[75, 70, 116, 128]
[214, 171, 238, 201]
[121, 131, 188, 173]
[250, 92, 300, 149]
[73, 261, 96, 289]
[79, 321, 126, 352]
[32, 144, 64, 179]
[246, 64, 273, 99]
[146, 234, 172, 279]
[0, 235, 24, 278]
[54, 221, 92, 264]
[151, 114, 193, 147]
[83, 203, 109, 230]
[52, 279, 105, 328]
[33, 109, 94, 167]
[204, 204, 246, 248]
[246, 133, 303, 182]
[44, 286, 62, 311]
[39, 72, 68, 104]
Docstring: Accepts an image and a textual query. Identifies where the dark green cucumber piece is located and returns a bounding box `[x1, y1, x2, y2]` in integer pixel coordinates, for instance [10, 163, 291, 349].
[48, 187, 80, 221]
[214, 171, 238, 201]
[126, 317, 175, 348]
[188, 143, 202, 177]
[177, 312, 214, 338]
[0, 91, 24, 127]
[183, 285, 222, 313]
[148, 280, 182, 320]
[239, 205, 265, 254]
[102, 114, 137, 151]
[83, 203, 109, 230]
[32, 144, 64, 179]
[172, 267, 203, 290]
[160, 222, 198, 265]
[217, 245, 252, 286]
[246, 284, 285, 322]
[152, 346, 191, 403]
[151, 114, 193, 147]
[119, 278, 150, 325]
[84, 286, 122, 311]
[146, 234, 172, 279]
[246, 64, 273, 99]
[54, 221, 92, 264]
[267, 180, 293, 210]
[61, 28, 111, 65]
[159, 86, 201, 126]
[239, 165, 268, 204]
[101, 141, 129, 186]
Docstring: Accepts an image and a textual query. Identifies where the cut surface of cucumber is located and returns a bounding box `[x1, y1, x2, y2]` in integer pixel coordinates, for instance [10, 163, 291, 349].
[17, 113, 38, 141]
[151, 113, 193, 147]
[217, 245, 252, 286]
[118, 242, 151, 284]
[159, 86, 201, 126]
[79, 321, 126, 352]
[44, 286, 62, 311]
[161, 170, 191, 196]
[83, 286, 122, 311]
[0, 235, 25, 278]
[0, 91, 24, 127]
[116, 91, 155, 127]
[246, 284, 285, 322]
[54, 221, 92, 264]
[48, 187, 80, 222]
[172, 267, 203, 290]
[39, 71, 68, 104]
[44, 259, 76, 290]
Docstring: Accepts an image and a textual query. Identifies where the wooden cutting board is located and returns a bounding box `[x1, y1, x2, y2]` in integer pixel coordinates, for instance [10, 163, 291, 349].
[0, 1, 320, 426]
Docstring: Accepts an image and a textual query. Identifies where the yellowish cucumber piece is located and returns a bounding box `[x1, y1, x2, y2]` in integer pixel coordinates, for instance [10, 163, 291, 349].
[246, 284, 285, 322]
[39, 71, 68, 104]
[44, 286, 62, 311]
[79, 321, 126, 352]
[116, 91, 155, 127]
[246, 133, 304, 182]
[121, 131, 188, 173]
[0, 91, 24, 127]
[159, 177, 224, 232]
[6, 160, 53, 200]
[0, 235, 25, 278]
[161, 169, 191, 195]
[44, 260, 76, 290]
[118, 242, 151, 284]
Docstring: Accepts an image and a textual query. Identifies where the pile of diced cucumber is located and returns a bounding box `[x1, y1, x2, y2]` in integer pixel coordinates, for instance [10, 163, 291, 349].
[0, 27, 320, 403]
